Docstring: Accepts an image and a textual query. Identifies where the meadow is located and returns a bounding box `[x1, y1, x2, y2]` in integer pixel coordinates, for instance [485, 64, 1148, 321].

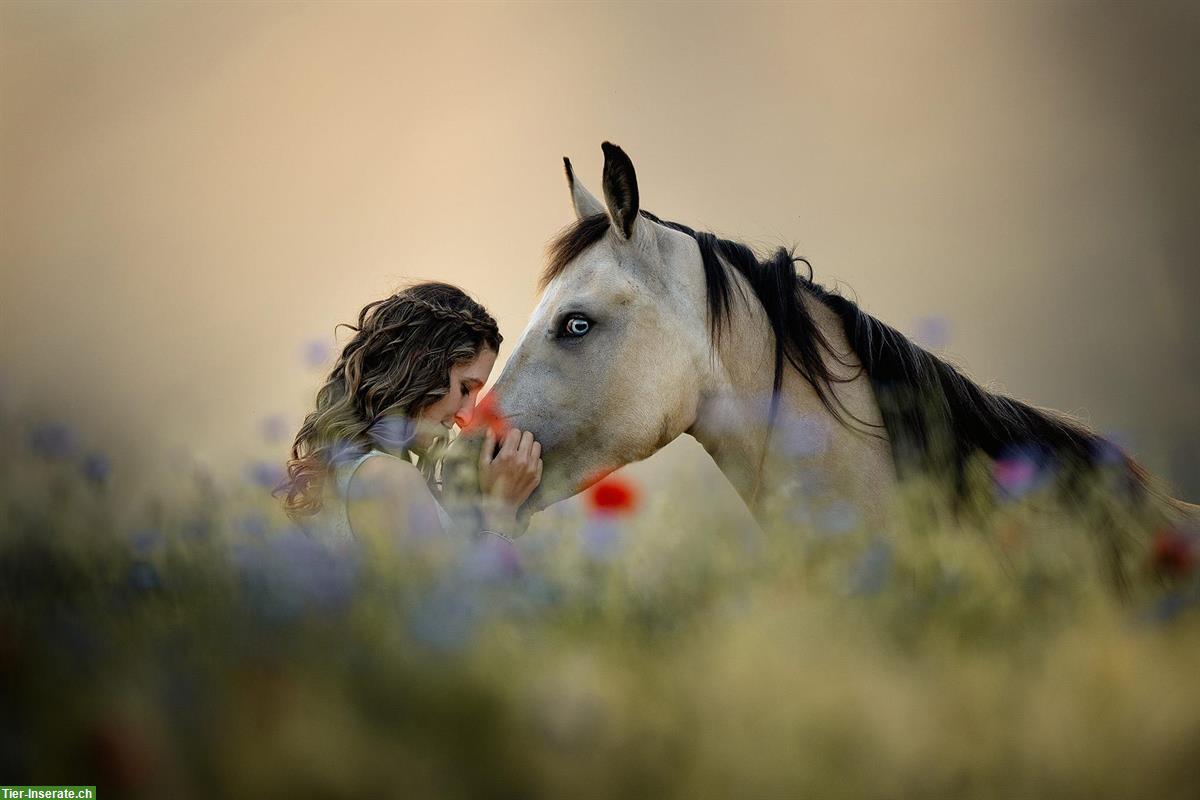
[2, 408, 1198, 799]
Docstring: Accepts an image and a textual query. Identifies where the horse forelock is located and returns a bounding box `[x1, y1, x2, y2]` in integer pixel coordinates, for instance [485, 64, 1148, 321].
[541, 213, 611, 291]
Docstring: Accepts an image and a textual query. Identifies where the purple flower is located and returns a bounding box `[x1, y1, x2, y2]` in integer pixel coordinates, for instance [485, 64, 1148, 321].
[129, 529, 162, 555]
[246, 461, 285, 491]
[913, 315, 951, 349]
[128, 560, 161, 592]
[461, 535, 523, 582]
[779, 412, 829, 458]
[368, 415, 415, 450]
[267, 532, 359, 614]
[329, 438, 366, 468]
[301, 338, 333, 369]
[1143, 587, 1200, 625]
[82, 453, 111, 486]
[817, 501, 858, 535]
[236, 513, 269, 539]
[260, 415, 289, 443]
[230, 533, 359, 622]
[28, 422, 77, 460]
[1091, 436, 1126, 467]
[229, 541, 264, 573]
[992, 446, 1051, 500]
[181, 517, 212, 542]
[581, 517, 623, 562]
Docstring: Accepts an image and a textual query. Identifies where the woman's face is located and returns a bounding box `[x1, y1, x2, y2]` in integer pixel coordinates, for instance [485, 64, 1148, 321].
[414, 347, 498, 448]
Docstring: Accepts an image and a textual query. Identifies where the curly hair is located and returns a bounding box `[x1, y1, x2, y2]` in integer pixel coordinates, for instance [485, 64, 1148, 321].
[278, 282, 502, 518]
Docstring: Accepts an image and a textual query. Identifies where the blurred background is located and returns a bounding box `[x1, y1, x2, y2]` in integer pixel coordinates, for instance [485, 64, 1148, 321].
[2, 0, 1197, 519]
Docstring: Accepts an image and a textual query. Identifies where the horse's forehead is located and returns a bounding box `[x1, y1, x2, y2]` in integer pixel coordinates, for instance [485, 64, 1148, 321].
[543, 247, 631, 304]
[533, 224, 701, 323]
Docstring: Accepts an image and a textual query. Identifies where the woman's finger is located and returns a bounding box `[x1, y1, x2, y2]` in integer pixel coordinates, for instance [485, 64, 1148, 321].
[535, 457, 543, 484]
[500, 428, 521, 457]
[479, 427, 496, 468]
[531, 441, 541, 464]
[518, 430, 534, 458]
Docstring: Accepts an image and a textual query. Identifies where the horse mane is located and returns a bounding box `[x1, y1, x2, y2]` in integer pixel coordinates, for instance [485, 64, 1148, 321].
[544, 211, 1151, 505]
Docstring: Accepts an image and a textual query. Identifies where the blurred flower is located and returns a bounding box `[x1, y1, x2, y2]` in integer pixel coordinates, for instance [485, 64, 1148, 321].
[267, 532, 359, 614]
[87, 717, 157, 793]
[461, 535, 523, 582]
[181, 517, 212, 542]
[301, 337, 333, 369]
[127, 560, 161, 591]
[129, 529, 162, 555]
[1150, 528, 1195, 580]
[368, 414, 415, 450]
[513, 574, 562, 611]
[246, 460, 285, 491]
[913, 315, 951, 349]
[236, 513, 269, 538]
[849, 539, 892, 595]
[81, 452, 111, 486]
[993, 457, 1038, 498]
[793, 467, 830, 500]
[778, 412, 829, 458]
[230, 541, 264, 575]
[787, 501, 812, 526]
[1144, 585, 1200, 624]
[260, 414, 289, 443]
[1091, 436, 1126, 467]
[27, 422, 77, 460]
[581, 516, 623, 562]
[230, 533, 358, 622]
[329, 437, 365, 468]
[585, 476, 639, 517]
[463, 392, 508, 439]
[817, 500, 858, 535]
[992, 445, 1051, 500]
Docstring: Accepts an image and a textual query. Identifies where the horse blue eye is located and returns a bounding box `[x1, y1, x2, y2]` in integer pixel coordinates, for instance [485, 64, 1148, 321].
[562, 316, 591, 337]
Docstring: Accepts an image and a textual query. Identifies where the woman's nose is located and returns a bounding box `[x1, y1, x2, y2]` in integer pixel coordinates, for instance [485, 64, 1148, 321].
[453, 397, 476, 428]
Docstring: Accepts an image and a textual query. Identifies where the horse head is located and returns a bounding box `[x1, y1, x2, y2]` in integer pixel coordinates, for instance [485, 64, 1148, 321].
[488, 143, 716, 516]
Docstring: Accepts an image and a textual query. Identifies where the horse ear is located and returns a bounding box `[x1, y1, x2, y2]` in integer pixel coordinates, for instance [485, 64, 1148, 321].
[601, 141, 640, 240]
[563, 157, 605, 220]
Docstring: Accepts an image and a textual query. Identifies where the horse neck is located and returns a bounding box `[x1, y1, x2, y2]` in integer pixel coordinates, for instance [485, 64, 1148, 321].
[686, 280, 896, 527]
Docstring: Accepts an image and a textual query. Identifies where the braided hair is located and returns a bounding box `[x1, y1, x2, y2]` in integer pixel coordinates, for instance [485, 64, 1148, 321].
[279, 282, 502, 518]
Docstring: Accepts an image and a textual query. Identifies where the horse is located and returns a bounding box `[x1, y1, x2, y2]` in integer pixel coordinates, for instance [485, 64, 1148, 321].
[455, 142, 1197, 583]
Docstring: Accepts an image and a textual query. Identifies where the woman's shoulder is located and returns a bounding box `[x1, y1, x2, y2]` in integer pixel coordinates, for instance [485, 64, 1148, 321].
[344, 449, 445, 538]
[346, 450, 426, 500]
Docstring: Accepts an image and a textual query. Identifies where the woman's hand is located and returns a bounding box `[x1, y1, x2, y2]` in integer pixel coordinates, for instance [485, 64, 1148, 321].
[478, 427, 542, 524]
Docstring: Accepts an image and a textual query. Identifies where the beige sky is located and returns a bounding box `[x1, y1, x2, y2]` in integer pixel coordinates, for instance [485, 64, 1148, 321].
[2, 1, 1197, 507]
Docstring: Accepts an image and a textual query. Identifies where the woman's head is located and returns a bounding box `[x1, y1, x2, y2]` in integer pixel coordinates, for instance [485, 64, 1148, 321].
[280, 282, 502, 518]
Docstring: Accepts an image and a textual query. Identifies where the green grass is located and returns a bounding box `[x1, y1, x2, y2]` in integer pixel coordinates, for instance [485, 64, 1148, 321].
[1, 414, 1198, 799]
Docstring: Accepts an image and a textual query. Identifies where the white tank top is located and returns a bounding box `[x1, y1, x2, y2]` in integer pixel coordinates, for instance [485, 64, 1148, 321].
[313, 449, 453, 542]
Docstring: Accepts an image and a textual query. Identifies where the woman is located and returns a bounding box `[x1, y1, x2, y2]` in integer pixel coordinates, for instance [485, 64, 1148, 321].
[278, 282, 540, 543]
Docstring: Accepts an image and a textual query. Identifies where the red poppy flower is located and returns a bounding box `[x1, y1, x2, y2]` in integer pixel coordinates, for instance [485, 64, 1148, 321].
[586, 476, 639, 516]
[463, 392, 508, 439]
[1150, 528, 1195, 579]
[88, 718, 157, 792]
